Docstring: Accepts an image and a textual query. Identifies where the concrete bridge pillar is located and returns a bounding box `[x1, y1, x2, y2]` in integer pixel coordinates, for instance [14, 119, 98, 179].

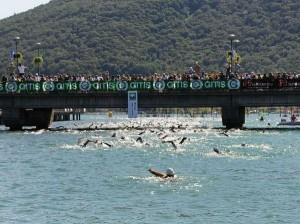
[222, 106, 245, 129]
[30, 109, 54, 130]
[1, 108, 25, 131]
[2, 108, 54, 130]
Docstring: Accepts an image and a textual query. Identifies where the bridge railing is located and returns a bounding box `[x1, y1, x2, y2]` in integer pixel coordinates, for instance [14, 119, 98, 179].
[0, 79, 300, 94]
[0, 80, 240, 94]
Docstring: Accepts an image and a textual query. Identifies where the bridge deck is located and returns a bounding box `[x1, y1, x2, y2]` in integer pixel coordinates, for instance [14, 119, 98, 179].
[1, 89, 300, 108]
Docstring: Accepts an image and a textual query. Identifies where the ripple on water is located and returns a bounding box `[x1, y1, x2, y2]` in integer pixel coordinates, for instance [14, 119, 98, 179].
[24, 129, 47, 135]
[205, 151, 262, 160]
[231, 144, 272, 151]
[127, 175, 203, 193]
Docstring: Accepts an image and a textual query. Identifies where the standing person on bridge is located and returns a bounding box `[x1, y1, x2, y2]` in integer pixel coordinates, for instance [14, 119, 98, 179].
[291, 114, 297, 123]
[194, 61, 201, 77]
[17, 63, 27, 76]
[225, 65, 231, 79]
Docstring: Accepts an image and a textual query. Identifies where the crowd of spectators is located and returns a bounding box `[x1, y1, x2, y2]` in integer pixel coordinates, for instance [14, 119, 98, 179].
[2, 71, 300, 84]
[1, 62, 300, 83]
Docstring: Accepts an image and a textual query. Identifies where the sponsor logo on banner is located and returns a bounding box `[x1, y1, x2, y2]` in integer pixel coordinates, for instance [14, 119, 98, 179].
[228, 79, 240, 90]
[42, 81, 55, 92]
[129, 92, 137, 101]
[5, 82, 18, 92]
[0, 80, 241, 93]
[153, 81, 165, 91]
[79, 81, 91, 91]
[191, 80, 203, 90]
[116, 81, 128, 91]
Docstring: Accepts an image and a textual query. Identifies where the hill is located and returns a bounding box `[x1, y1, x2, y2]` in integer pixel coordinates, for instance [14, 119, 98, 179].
[0, 0, 299, 75]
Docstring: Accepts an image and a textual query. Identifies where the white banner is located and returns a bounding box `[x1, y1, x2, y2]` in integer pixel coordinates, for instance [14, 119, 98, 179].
[128, 91, 138, 118]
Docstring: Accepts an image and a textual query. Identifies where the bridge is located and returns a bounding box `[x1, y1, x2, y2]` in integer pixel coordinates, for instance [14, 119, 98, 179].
[0, 79, 300, 130]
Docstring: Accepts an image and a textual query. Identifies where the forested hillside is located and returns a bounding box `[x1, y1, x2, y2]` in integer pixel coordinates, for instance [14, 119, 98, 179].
[0, 0, 299, 74]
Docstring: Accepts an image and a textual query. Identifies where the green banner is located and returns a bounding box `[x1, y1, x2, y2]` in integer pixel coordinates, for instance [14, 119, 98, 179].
[0, 80, 240, 93]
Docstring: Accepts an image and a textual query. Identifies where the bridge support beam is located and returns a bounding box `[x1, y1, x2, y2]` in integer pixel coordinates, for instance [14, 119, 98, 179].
[222, 106, 245, 129]
[2, 108, 54, 131]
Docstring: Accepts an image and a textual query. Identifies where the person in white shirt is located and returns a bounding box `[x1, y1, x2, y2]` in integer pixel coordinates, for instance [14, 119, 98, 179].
[17, 63, 27, 76]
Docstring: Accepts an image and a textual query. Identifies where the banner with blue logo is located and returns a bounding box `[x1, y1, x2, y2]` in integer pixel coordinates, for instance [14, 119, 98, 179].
[128, 91, 138, 118]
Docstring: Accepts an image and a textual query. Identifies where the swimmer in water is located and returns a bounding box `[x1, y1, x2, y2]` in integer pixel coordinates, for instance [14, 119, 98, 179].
[213, 148, 231, 155]
[148, 168, 175, 179]
[213, 148, 222, 154]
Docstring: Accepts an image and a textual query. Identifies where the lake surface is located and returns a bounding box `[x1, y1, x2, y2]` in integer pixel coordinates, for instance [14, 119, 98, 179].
[0, 113, 299, 223]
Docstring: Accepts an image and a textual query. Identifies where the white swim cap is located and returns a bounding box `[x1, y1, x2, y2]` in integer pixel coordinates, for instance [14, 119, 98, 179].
[166, 168, 175, 176]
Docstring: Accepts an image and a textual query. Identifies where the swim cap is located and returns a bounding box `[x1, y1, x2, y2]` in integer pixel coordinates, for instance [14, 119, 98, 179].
[166, 168, 175, 176]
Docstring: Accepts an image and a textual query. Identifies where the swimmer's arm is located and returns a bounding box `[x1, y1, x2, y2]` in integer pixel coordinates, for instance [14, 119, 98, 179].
[148, 168, 166, 178]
